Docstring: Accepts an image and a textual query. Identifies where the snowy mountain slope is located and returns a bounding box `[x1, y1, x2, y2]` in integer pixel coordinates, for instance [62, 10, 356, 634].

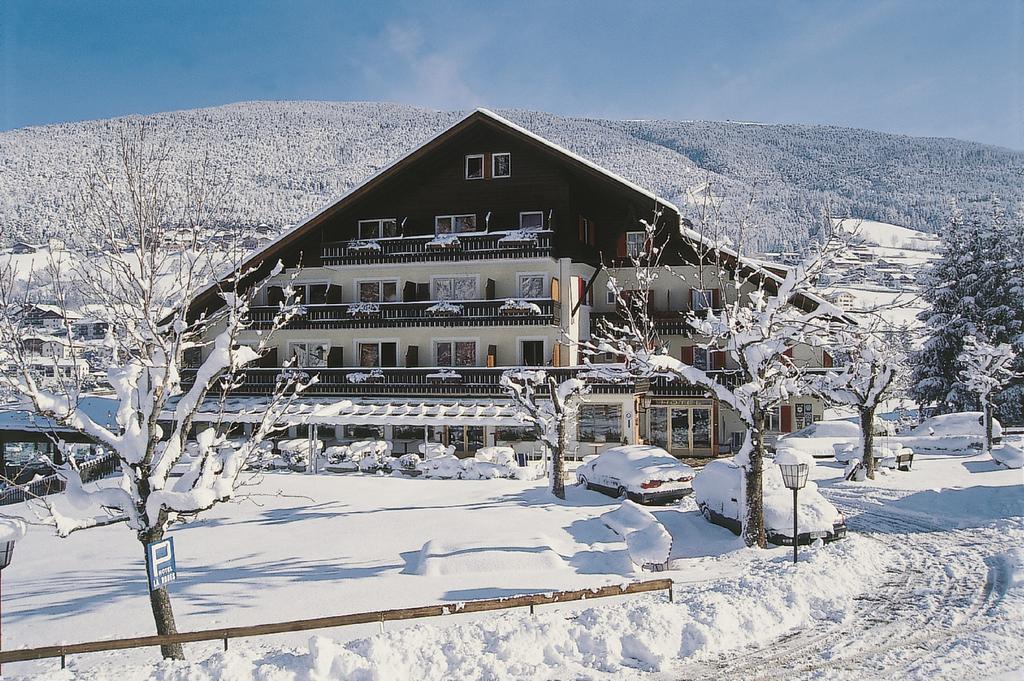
[1, 101, 1021, 252]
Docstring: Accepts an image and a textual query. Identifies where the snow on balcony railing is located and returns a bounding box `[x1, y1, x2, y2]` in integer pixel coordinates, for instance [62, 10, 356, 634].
[321, 230, 554, 264]
[248, 299, 555, 329]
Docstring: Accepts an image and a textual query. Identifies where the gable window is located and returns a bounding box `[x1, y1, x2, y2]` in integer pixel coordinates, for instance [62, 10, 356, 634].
[519, 211, 544, 230]
[358, 218, 398, 239]
[435, 214, 477, 234]
[465, 154, 484, 180]
[626, 231, 646, 258]
[690, 288, 717, 312]
[492, 153, 511, 178]
[358, 280, 398, 303]
[289, 342, 329, 368]
[433, 275, 477, 301]
[518, 273, 545, 298]
[435, 340, 477, 367]
[358, 341, 398, 367]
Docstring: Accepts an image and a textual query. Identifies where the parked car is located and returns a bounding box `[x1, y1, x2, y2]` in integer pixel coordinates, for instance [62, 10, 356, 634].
[575, 445, 696, 505]
[692, 458, 847, 546]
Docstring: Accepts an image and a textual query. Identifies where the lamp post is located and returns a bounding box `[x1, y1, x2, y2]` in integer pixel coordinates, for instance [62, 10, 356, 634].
[0, 528, 22, 676]
[778, 461, 809, 564]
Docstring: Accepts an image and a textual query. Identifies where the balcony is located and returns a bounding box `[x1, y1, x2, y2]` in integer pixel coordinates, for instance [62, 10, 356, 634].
[590, 310, 695, 336]
[248, 298, 557, 330]
[321, 230, 555, 265]
[180, 366, 748, 398]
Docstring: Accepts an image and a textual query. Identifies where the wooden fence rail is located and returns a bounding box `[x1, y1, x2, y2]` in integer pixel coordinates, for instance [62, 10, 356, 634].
[0, 578, 673, 668]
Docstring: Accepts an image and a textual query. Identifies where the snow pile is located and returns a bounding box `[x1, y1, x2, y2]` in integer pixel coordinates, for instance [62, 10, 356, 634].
[0, 517, 26, 543]
[304, 535, 883, 680]
[474, 446, 517, 467]
[999, 547, 1024, 588]
[347, 302, 381, 316]
[408, 538, 569, 577]
[426, 233, 461, 249]
[910, 411, 1001, 439]
[419, 442, 455, 458]
[426, 369, 462, 381]
[417, 454, 463, 479]
[499, 298, 543, 315]
[773, 445, 816, 468]
[346, 368, 384, 383]
[992, 438, 1024, 469]
[497, 228, 540, 244]
[425, 301, 464, 316]
[601, 501, 672, 569]
[348, 239, 381, 252]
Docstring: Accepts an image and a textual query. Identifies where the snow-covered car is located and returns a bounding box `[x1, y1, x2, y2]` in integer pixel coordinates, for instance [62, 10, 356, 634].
[575, 445, 696, 505]
[909, 411, 1002, 449]
[692, 458, 847, 546]
[777, 419, 862, 459]
[992, 437, 1023, 469]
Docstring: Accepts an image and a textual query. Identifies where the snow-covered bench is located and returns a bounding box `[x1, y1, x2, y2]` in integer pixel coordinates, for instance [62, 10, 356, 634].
[601, 500, 672, 571]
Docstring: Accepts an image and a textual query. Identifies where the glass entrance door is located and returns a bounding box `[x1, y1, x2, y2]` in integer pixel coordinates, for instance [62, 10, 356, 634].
[670, 408, 690, 451]
[647, 405, 714, 456]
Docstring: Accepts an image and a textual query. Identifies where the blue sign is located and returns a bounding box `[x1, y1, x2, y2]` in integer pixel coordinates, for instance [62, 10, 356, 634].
[147, 537, 177, 591]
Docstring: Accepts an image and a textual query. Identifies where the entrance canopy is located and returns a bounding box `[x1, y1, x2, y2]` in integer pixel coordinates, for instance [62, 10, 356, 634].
[165, 396, 529, 428]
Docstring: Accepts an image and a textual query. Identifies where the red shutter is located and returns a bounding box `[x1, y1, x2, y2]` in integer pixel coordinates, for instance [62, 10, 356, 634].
[823, 351, 833, 368]
[687, 288, 694, 311]
[783, 347, 794, 359]
[781, 405, 793, 433]
[578, 216, 586, 243]
[712, 288, 722, 309]
[680, 346, 694, 365]
[577, 277, 585, 303]
[616, 232, 626, 258]
[712, 350, 727, 370]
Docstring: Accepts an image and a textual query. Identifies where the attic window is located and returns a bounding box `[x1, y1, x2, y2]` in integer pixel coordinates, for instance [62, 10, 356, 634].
[465, 154, 484, 180]
[492, 153, 511, 178]
[358, 218, 398, 239]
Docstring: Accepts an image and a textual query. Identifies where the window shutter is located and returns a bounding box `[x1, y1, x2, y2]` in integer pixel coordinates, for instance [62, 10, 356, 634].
[712, 288, 722, 309]
[326, 284, 344, 304]
[267, 286, 285, 306]
[487, 344, 497, 367]
[780, 405, 793, 433]
[680, 345, 694, 365]
[712, 350, 727, 370]
[578, 216, 586, 243]
[552, 343, 561, 367]
[403, 281, 418, 302]
[783, 347, 794, 359]
[259, 347, 278, 368]
[485, 279, 496, 300]
[327, 346, 345, 368]
[417, 283, 430, 301]
[405, 345, 419, 368]
[823, 351, 833, 368]
[616, 232, 627, 258]
[687, 288, 695, 311]
[577, 277, 585, 304]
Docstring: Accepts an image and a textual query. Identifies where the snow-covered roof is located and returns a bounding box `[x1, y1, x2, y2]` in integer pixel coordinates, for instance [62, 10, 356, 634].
[0, 396, 119, 434]
[172, 397, 526, 427]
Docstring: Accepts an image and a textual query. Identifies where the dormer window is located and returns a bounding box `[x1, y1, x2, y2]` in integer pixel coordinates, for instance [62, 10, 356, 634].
[519, 211, 544, 230]
[492, 153, 511, 178]
[465, 154, 484, 180]
[358, 218, 398, 239]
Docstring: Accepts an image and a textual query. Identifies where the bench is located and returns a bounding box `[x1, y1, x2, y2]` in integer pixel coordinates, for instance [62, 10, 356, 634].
[895, 451, 914, 472]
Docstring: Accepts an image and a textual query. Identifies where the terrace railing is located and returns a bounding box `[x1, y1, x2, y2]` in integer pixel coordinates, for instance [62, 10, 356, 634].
[248, 298, 556, 330]
[321, 230, 555, 265]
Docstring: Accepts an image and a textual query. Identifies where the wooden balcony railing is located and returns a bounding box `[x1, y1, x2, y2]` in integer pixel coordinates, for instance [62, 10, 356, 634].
[321, 230, 555, 265]
[248, 298, 557, 329]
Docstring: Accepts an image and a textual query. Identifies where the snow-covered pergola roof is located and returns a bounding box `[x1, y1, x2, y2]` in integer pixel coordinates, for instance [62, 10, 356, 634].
[167, 397, 527, 427]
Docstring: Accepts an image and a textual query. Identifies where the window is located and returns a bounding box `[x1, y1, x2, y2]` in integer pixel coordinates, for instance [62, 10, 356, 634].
[358, 218, 398, 239]
[465, 154, 484, 180]
[579, 217, 596, 245]
[306, 283, 329, 305]
[358, 341, 397, 367]
[435, 214, 477, 234]
[492, 153, 511, 178]
[345, 424, 383, 440]
[578, 404, 622, 443]
[518, 273, 545, 298]
[693, 347, 709, 371]
[767, 406, 781, 432]
[626, 231, 646, 258]
[519, 211, 544, 230]
[520, 340, 545, 366]
[607, 290, 616, 304]
[433, 275, 476, 301]
[358, 280, 398, 303]
[435, 340, 476, 367]
[290, 342, 329, 368]
[691, 288, 716, 312]
[495, 425, 537, 442]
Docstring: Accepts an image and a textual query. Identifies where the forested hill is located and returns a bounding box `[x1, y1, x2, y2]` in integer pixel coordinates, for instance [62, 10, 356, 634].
[1, 101, 1020, 252]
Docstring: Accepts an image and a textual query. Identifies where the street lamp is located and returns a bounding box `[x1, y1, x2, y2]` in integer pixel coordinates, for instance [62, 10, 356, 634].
[778, 461, 809, 564]
[0, 518, 25, 675]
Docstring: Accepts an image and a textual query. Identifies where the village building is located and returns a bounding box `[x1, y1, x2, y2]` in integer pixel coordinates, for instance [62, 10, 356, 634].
[183, 110, 835, 459]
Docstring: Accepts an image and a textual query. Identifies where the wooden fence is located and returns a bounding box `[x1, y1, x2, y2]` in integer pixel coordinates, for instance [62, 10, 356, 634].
[0, 578, 673, 669]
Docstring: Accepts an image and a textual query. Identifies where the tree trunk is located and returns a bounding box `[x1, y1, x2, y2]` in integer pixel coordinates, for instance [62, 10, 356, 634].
[984, 398, 994, 457]
[861, 405, 876, 480]
[744, 411, 768, 549]
[140, 529, 184, 660]
[552, 423, 567, 500]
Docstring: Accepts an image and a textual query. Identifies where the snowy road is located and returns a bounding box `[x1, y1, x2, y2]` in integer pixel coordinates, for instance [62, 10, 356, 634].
[673, 483, 1024, 680]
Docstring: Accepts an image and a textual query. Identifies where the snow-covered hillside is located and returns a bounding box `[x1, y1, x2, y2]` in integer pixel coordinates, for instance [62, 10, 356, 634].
[1, 101, 1021, 253]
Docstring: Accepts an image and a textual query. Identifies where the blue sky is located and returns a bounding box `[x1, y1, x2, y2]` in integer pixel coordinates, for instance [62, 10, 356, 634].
[2, 1, 1021, 149]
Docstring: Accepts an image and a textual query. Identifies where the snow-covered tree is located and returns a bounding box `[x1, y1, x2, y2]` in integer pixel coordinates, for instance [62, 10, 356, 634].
[912, 200, 1024, 421]
[812, 323, 907, 479]
[501, 370, 588, 499]
[958, 335, 1018, 456]
[587, 210, 845, 547]
[0, 124, 310, 660]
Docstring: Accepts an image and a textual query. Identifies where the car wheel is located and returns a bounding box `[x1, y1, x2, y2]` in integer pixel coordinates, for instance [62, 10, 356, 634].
[577, 475, 588, 488]
[617, 486, 628, 499]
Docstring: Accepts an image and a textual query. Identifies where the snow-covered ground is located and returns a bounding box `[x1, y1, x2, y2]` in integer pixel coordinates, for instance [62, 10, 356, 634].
[2, 442, 1021, 680]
